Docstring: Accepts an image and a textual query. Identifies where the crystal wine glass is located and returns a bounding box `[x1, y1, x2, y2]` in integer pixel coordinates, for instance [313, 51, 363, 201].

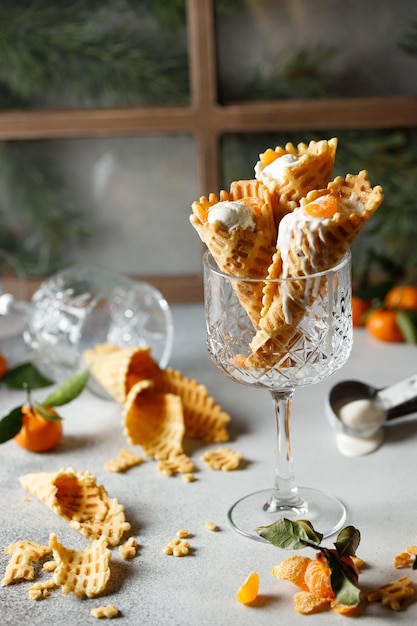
[203, 250, 353, 541]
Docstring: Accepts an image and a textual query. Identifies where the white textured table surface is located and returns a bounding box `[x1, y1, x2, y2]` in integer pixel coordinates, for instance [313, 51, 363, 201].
[1, 303, 417, 625]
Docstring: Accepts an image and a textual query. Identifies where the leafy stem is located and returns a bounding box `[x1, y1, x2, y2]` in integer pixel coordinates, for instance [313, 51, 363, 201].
[0, 365, 89, 444]
[256, 518, 361, 606]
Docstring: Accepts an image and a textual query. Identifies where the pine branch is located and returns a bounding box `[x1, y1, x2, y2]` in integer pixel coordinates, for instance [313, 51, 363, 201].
[0, 1, 189, 106]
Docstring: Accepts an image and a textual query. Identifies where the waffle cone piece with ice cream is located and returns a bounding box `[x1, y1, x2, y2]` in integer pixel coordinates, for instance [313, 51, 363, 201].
[255, 137, 338, 225]
[246, 170, 384, 369]
[190, 180, 277, 325]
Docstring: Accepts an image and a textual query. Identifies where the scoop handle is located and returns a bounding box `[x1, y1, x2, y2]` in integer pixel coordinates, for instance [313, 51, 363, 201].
[376, 374, 417, 410]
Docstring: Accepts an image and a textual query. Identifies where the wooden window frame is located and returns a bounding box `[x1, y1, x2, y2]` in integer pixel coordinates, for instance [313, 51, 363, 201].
[1, 0, 417, 301]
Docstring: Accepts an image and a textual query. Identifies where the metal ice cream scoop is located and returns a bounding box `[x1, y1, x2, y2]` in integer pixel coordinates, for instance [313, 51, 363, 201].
[326, 374, 417, 439]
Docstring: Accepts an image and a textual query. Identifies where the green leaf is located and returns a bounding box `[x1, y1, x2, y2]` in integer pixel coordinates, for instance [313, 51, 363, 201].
[0, 362, 54, 389]
[33, 401, 62, 422]
[256, 518, 322, 550]
[0, 406, 23, 443]
[42, 368, 90, 406]
[327, 549, 361, 606]
[334, 526, 361, 558]
[397, 310, 417, 344]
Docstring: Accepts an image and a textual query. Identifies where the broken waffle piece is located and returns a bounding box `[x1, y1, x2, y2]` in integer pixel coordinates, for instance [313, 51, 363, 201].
[90, 604, 120, 619]
[157, 453, 195, 476]
[366, 576, 415, 611]
[50, 533, 111, 598]
[162, 537, 190, 557]
[201, 447, 243, 471]
[104, 448, 144, 473]
[2, 540, 51, 585]
[119, 537, 138, 560]
[19, 468, 131, 546]
[123, 381, 185, 459]
[28, 579, 57, 600]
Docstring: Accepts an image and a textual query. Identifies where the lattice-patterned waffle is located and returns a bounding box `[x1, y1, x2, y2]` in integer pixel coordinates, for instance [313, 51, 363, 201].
[19, 468, 131, 546]
[255, 137, 338, 224]
[83, 344, 160, 403]
[123, 380, 185, 459]
[50, 533, 111, 598]
[190, 182, 276, 325]
[155, 368, 230, 443]
[246, 170, 384, 368]
[1, 540, 51, 585]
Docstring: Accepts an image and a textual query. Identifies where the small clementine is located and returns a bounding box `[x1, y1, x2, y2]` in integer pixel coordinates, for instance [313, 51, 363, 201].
[385, 285, 417, 311]
[351, 296, 371, 327]
[14, 405, 63, 452]
[366, 309, 404, 343]
[0, 353, 7, 379]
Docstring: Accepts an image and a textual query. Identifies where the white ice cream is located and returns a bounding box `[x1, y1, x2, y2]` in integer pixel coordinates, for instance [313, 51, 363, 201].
[207, 201, 256, 231]
[338, 398, 386, 432]
[255, 153, 299, 184]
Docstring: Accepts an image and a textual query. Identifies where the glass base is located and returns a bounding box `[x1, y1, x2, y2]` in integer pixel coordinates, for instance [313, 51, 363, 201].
[228, 487, 346, 542]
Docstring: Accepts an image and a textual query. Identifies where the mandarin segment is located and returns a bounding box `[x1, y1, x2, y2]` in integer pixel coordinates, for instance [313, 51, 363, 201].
[236, 571, 259, 605]
[271, 555, 311, 591]
[293, 590, 330, 614]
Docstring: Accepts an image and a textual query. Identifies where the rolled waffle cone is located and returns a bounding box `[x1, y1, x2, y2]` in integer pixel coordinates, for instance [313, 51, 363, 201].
[83, 344, 161, 403]
[123, 380, 185, 459]
[255, 137, 338, 224]
[247, 170, 384, 368]
[19, 468, 131, 546]
[50, 533, 111, 598]
[191, 181, 277, 325]
[155, 368, 231, 442]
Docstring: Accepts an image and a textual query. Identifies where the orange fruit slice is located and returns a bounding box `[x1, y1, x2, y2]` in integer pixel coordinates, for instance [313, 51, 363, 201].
[236, 571, 259, 604]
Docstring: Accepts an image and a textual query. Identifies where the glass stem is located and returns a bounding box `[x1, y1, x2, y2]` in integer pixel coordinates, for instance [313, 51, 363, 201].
[264, 389, 304, 512]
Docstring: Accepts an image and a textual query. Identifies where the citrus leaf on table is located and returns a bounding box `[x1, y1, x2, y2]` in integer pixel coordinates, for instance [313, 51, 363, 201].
[42, 368, 90, 406]
[256, 518, 323, 549]
[327, 549, 361, 606]
[397, 310, 417, 344]
[33, 401, 63, 421]
[0, 406, 23, 443]
[0, 363, 54, 389]
[334, 526, 361, 558]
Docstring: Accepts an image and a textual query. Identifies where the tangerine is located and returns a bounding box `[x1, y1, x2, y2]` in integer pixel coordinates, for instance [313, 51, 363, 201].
[351, 296, 371, 327]
[14, 405, 63, 452]
[0, 353, 7, 379]
[304, 554, 335, 600]
[385, 285, 417, 311]
[365, 309, 404, 343]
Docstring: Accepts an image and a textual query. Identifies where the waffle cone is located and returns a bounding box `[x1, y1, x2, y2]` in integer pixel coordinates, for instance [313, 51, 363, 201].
[123, 380, 185, 459]
[256, 138, 338, 224]
[83, 344, 161, 403]
[154, 368, 231, 442]
[19, 468, 131, 546]
[191, 182, 276, 325]
[247, 170, 384, 368]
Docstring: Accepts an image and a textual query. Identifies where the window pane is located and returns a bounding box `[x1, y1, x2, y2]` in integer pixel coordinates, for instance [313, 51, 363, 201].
[221, 128, 417, 282]
[216, 0, 417, 101]
[0, 135, 200, 277]
[0, 2, 189, 109]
